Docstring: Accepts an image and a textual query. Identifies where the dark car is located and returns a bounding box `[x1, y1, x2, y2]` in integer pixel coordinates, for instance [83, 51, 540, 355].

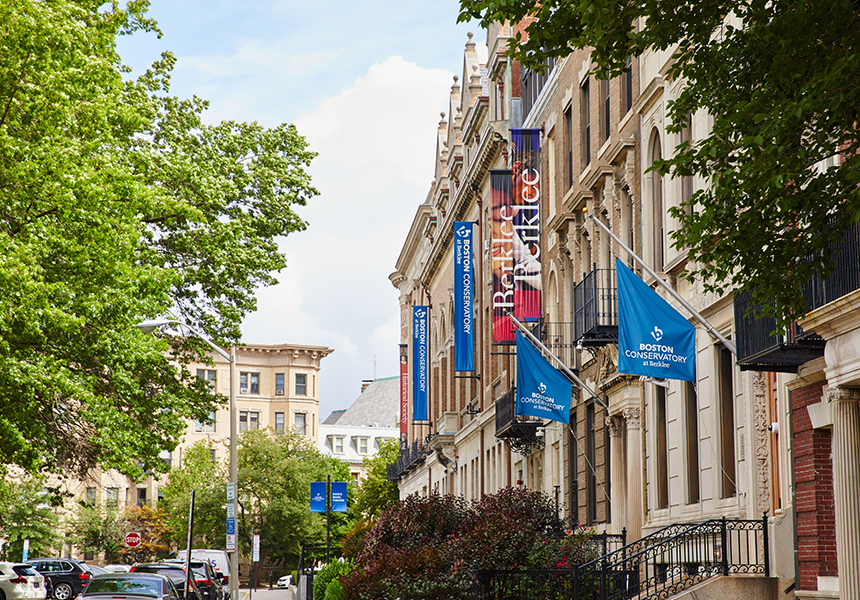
[128, 566, 198, 600]
[80, 573, 180, 600]
[27, 559, 93, 600]
[160, 561, 222, 600]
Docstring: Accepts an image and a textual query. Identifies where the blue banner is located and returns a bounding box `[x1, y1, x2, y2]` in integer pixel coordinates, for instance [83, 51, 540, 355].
[515, 332, 572, 424]
[310, 482, 326, 513]
[331, 482, 347, 513]
[454, 222, 475, 371]
[412, 306, 429, 421]
[616, 258, 696, 381]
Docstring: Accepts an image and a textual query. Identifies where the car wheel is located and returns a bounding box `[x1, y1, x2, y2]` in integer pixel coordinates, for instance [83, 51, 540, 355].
[53, 583, 73, 600]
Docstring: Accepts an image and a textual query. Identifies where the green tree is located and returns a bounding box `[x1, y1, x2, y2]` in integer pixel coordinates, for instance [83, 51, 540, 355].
[0, 475, 60, 561]
[238, 428, 351, 573]
[160, 440, 228, 549]
[352, 438, 399, 519]
[460, 0, 860, 326]
[0, 0, 317, 478]
[68, 502, 127, 563]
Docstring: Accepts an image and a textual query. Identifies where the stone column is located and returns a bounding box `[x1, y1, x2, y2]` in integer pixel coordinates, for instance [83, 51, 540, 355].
[623, 407, 643, 542]
[828, 387, 860, 600]
[606, 415, 625, 532]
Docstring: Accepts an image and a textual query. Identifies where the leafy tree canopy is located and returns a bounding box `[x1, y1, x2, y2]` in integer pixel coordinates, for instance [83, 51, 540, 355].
[238, 428, 352, 569]
[460, 0, 860, 326]
[352, 438, 399, 519]
[0, 474, 61, 560]
[0, 1, 317, 477]
[68, 501, 127, 563]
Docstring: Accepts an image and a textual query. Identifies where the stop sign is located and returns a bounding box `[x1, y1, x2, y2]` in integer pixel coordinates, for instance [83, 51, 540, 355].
[125, 532, 141, 547]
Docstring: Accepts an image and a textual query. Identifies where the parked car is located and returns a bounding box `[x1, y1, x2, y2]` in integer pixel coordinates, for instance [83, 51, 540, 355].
[172, 552, 229, 588]
[83, 567, 109, 577]
[0, 562, 48, 600]
[100, 566, 131, 574]
[26, 559, 93, 600]
[127, 566, 198, 600]
[159, 561, 222, 600]
[80, 573, 179, 600]
[275, 575, 293, 589]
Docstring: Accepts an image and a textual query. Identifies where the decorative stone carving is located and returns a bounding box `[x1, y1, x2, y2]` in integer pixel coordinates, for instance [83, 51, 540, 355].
[623, 407, 641, 430]
[435, 443, 458, 474]
[606, 415, 623, 438]
[752, 372, 771, 517]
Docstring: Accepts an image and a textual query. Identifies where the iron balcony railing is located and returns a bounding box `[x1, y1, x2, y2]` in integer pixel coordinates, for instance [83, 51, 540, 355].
[573, 265, 618, 348]
[386, 439, 430, 481]
[494, 387, 544, 454]
[541, 321, 577, 369]
[735, 221, 860, 372]
[472, 517, 768, 600]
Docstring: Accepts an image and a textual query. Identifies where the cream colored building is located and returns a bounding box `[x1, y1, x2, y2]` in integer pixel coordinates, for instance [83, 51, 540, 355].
[51, 342, 332, 562]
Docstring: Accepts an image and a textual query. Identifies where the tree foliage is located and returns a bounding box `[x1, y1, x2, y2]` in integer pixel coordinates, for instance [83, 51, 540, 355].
[344, 488, 596, 600]
[352, 438, 400, 519]
[460, 0, 860, 326]
[0, 0, 317, 477]
[237, 428, 351, 569]
[0, 475, 61, 561]
[160, 440, 228, 550]
[68, 501, 127, 563]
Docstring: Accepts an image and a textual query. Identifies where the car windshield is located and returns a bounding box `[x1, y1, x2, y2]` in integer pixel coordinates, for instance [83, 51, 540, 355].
[85, 579, 161, 597]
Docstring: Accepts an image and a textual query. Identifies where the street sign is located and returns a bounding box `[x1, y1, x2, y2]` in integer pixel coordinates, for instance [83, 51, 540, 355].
[226, 483, 235, 502]
[226, 534, 236, 552]
[125, 532, 142, 547]
[252, 535, 260, 563]
[226, 518, 235, 535]
[226, 503, 235, 519]
[22, 539, 29, 562]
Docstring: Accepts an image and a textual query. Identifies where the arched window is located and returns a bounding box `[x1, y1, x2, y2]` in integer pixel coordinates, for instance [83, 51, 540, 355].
[650, 132, 664, 270]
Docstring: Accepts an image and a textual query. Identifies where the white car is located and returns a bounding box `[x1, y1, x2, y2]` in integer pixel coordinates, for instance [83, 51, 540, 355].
[276, 575, 293, 589]
[0, 562, 47, 600]
[101, 566, 132, 574]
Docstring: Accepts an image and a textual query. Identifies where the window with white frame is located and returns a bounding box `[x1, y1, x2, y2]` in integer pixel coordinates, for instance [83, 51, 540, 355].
[330, 436, 344, 454]
[275, 412, 285, 435]
[295, 373, 307, 396]
[195, 409, 216, 432]
[294, 413, 307, 436]
[240, 372, 260, 394]
[239, 410, 259, 432]
[196, 369, 217, 391]
[356, 437, 368, 455]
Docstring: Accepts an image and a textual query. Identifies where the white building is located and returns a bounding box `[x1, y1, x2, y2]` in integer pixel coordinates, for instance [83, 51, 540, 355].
[319, 377, 400, 483]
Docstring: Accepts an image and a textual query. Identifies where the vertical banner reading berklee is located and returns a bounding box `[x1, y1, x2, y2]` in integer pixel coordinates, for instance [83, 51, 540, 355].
[412, 306, 429, 421]
[511, 129, 542, 322]
[491, 170, 515, 344]
[454, 221, 475, 371]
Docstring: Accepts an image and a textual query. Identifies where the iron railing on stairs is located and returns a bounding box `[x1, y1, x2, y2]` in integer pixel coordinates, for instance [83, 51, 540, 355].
[472, 516, 768, 600]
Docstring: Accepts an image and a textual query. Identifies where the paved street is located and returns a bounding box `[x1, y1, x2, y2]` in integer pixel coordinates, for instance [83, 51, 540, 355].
[238, 586, 296, 600]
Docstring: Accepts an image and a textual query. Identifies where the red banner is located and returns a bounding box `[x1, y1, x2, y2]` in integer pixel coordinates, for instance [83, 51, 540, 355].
[511, 129, 542, 321]
[399, 344, 408, 447]
[491, 170, 515, 344]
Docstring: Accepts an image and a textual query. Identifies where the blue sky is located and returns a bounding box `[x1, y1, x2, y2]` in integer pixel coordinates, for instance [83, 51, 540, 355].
[118, 1, 484, 419]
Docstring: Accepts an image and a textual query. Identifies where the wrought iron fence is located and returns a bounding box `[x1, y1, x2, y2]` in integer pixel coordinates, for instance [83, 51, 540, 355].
[472, 517, 767, 600]
[573, 266, 618, 346]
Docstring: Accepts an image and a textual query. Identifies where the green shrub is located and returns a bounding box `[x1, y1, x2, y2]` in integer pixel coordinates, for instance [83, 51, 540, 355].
[313, 559, 353, 600]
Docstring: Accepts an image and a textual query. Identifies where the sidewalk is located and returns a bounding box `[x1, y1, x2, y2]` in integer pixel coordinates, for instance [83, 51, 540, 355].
[238, 586, 294, 600]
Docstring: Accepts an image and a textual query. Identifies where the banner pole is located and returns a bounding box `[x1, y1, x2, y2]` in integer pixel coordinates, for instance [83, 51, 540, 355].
[508, 313, 608, 410]
[585, 210, 737, 355]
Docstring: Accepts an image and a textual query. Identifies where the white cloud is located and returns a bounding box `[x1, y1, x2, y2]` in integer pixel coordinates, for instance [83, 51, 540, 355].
[242, 55, 456, 414]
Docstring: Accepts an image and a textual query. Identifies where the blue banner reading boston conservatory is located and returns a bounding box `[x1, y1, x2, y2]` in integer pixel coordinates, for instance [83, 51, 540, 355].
[412, 306, 429, 421]
[515, 332, 572, 424]
[454, 222, 475, 371]
[616, 258, 696, 381]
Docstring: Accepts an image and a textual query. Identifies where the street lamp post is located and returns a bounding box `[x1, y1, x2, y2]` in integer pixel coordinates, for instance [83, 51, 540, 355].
[135, 318, 240, 600]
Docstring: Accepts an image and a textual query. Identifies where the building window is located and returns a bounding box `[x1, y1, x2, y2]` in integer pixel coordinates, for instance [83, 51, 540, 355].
[239, 410, 259, 432]
[650, 133, 664, 270]
[599, 71, 610, 144]
[160, 450, 172, 470]
[621, 57, 633, 116]
[275, 412, 284, 435]
[294, 413, 307, 436]
[656, 386, 670, 509]
[240, 372, 260, 394]
[209, 448, 217, 464]
[105, 487, 118, 508]
[718, 344, 737, 498]
[685, 381, 700, 504]
[331, 436, 344, 454]
[85, 487, 96, 506]
[581, 78, 591, 168]
[356, 437, 368, 455]
[275, 373, 285, 395]
[195, 410, 216, 432]
[137, 487, 147, 507]
[679, 112, 694, 216]
[586, 404, 598, 525]
[196, 369, 217, 390]
[564, 106, 574, 188]
[295, 373, 307, 396]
